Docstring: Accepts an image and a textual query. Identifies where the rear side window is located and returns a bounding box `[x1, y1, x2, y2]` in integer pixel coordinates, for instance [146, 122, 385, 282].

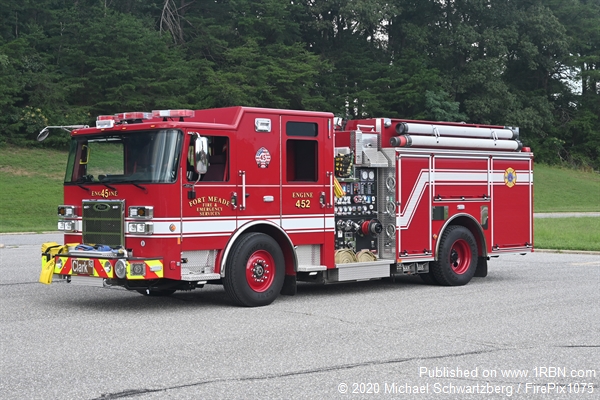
[286, 139, 317, 181]
[286, 121, 318, 137]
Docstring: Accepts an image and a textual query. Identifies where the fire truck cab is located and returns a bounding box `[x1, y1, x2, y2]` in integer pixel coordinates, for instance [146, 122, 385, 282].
[40, 107, 533, 306]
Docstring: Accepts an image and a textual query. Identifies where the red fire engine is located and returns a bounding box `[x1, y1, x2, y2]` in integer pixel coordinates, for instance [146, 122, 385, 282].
[39, 107, 533, 306]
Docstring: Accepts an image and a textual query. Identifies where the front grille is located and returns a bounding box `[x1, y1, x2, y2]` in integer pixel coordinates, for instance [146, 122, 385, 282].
[82, 200, 124, 246]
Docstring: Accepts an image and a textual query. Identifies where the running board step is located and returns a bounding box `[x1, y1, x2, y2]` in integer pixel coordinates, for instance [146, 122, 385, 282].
[333, 259, 393, 282]
[297, 265, 327, 272]
[180, 273, 221, 281]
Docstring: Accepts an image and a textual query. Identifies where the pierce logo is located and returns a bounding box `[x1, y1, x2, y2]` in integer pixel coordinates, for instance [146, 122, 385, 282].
[91, 189, 118, 198]
[93, 203, 110, 212]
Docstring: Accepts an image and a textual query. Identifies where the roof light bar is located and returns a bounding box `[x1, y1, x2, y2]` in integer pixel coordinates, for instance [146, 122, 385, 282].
[96, 115, 119, 129]
[152, 109, 195, 118]
[115, 112, 153, 121]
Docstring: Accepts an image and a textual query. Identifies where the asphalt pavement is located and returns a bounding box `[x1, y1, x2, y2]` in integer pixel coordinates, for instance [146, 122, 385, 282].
[0, 233, 598, 399]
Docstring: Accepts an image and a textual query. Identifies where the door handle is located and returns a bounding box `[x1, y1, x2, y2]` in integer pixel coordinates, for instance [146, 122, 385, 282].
[239, 170, 246, 210]
[231, 192, 237, 210]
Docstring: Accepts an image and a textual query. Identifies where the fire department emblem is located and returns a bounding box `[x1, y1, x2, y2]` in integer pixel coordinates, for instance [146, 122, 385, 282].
[504, 167, 517, 188]
[255, 147, 271, 168]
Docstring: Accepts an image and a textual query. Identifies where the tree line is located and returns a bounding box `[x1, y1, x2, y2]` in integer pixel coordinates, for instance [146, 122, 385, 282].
[1, 0, 598, 169]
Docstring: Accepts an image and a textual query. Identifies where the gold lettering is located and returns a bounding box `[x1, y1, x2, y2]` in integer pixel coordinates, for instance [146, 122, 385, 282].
[91, 189, 118, 198]
[189, 194, 230, 215]
[197, 206, 223, 216]
[188, 197, 206, 207]
[292, 192, 313, 198]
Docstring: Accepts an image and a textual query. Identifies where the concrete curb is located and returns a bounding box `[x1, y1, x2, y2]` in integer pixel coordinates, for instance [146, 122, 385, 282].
[534, 212, 600, 218]
[534, 249, 600, 256]
[0, 231, 59, 235]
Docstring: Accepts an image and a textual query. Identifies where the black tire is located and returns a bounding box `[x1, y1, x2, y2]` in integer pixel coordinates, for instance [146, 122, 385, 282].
[136, 289, 176, 297]
[224, 233, 285, 307]
[430, 226, 478, 286]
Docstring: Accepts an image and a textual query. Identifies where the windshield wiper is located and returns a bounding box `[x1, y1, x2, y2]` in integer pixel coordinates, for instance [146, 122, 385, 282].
[71, 177, 91, 191]
[116, 180, 147, 192]
[130, 182, 147, 191]
[101, 183, 118, 191]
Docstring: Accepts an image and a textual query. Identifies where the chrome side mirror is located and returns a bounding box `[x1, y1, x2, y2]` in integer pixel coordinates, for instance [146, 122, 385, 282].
[194, 135, 209, 175]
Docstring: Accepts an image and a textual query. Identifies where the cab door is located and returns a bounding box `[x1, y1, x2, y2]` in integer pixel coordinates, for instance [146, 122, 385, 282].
[181, 131, 237, 253]
[281, 115, 334, 265]
[397, 153, 432, 258]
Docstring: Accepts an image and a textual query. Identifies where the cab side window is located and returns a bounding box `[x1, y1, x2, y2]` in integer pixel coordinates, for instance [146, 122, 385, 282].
[286, 121, 318, 182]
[187, 136, 229, 182]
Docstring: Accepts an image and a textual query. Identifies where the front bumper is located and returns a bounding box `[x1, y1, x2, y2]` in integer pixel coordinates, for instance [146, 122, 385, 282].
[40, 242, 163, 284]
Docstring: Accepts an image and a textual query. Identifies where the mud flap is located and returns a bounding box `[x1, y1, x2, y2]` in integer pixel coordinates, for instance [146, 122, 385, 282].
[474, 256, 488, 277]
[280, 274, 297, 296]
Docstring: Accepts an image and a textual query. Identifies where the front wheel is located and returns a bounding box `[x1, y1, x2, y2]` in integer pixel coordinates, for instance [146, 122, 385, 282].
[224, 233, 285, 307]
[430, 226, 478, 286]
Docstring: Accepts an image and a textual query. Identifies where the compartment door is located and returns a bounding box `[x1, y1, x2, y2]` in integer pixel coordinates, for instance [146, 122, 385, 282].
[397, 154, 432, 258]
[491, 157, 533, 252]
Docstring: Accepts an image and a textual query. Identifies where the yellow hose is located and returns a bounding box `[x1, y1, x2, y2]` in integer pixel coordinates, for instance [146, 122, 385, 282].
[356, 249, 378, 262]
[335, 249, 357, 263]
[334, 177, 345, 198]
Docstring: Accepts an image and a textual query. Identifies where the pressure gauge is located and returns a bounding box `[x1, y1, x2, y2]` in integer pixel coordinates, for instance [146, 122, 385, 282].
[368, 170, 375, 180]
[361, 170, 368, 180]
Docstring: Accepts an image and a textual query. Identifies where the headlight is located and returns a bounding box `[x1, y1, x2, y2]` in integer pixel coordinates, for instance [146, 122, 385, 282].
[128, 206, 153, 219]
[57, 220, 76, 232]
[115, 259, 127, 279]
[58, 205, 77, 217]
[128, 222, 153, 234]
[103, 261, 112, 274]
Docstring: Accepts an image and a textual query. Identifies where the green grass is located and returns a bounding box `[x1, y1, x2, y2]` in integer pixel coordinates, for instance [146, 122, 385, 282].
[532, 165, 600, 251]
[534, 164, 600, 212]
[0, 144, 125, 232]
[0, 146, 67, 232]
[535, 218, 600, 251]
[1, 146, 599, 251]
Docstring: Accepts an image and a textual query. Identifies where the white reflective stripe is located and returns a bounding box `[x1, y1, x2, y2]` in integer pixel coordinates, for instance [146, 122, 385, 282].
[399, 171, 429, 228]
[237, 218, 281, 226]
[152, 221, 179, 234]
[492, 171, 532, 184]
[325, 216, 335, 229]
[123, 214, 335, 235]
[282, 216, 327, 230]
[398, 169, 533, 228]
[182, 219, 236, 234]
[434, 171, 488, 182]
[176, 233, 232, 238]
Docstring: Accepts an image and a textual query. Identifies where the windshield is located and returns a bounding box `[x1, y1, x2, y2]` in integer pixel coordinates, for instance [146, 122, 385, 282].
[64, 130, 183, 184]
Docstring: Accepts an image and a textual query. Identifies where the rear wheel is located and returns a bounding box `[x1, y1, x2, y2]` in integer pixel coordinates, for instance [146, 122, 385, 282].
[431, 226, 478, 286]
[224, 233, 285, 307]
